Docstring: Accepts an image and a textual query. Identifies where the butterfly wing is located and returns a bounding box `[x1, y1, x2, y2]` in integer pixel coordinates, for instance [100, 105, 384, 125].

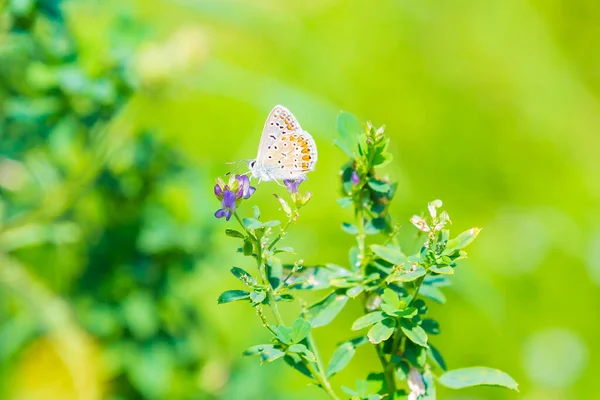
[254, 105, 318, 180]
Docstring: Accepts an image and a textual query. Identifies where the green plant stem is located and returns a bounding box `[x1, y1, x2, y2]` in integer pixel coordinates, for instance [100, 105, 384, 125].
[302, 360, 341, 400]
[268, 215, 294, 251]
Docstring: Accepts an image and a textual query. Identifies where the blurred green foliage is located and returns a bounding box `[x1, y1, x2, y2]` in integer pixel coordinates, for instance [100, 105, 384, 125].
[1, 0, 599, 399]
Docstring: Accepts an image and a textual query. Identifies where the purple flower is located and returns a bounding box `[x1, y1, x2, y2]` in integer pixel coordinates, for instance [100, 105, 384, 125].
[213, 175, 256, 221]
[351, 170, 360, 186]
[214, 189, 236, 221]
[284, 176, 307, 194]
[235, 174, 256, 199]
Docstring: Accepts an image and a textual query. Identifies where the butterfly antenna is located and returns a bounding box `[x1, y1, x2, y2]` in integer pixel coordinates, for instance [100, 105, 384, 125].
[224, 159, 249, 176]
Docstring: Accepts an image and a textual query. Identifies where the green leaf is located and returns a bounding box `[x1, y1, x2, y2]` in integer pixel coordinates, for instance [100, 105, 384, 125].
[421, 319, 440, 335]
[371, 244, 407, 265]
[307, 291, 349, 328]
[429, 265, 454, 275]
[381, 288, 400, 308]
[445, 228, 482, 252]
[398, 307, 418, 319]
[274, 326, 293, 344]
[342, 222, 359, 235]
[274, 194, 292, 217]
[230, 266, 256, 285]
[388, 267, 426, 283]
[243, 238, 253, 256]
[438, 367, 519, 391]
[250, 290, 266, 304]
[326, 342, 356, 378]
[422, 370, 437, 399]
[400, 319, 428, 348]
[289, 344, 315, 361]
[347, 285, 365, 298]
[427, 343, 447, 371]
[367, 179, 390, 193]
[263, 220, 281, 227]
[266, 256, 283, 289]
[253, 205, 261, 220]
[419, 285, 447, 304]
[274, 246, 295, 254]
[284, 354, 313, 378]
[352, 311, 386, 331]
[337, 197, 353, 209]
[287, 343, 316, 362]
[217, 290, 250, 304]
[243, 344, 285, 363]
[334, 138, 354, 158]
[337, 112, 360, 156]
[365, 218, 386, 235]
[380, 304, 399, 315]
[225, 229, 245, 238]
[242, 218, 262, 229]
[367, 318, 396, 344]
[291, 319, 311, 343]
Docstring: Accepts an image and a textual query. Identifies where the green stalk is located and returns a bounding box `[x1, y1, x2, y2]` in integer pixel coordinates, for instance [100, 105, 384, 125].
[302, 360, 341, 400]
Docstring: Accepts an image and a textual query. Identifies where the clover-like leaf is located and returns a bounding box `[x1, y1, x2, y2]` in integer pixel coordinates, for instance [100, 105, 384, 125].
[217, 290, 250, 304]
[291, 318, 311, 343]
[287, 343, 316, 362]
[352, 311, 386, 330]
[400, 319, 428, 348]
[438, 367, 519, 391]
[225, 229, 245, 238]
[307, 291, 349, 328]
[367, 318, 395, 344]
[371, 244, 407, 265]
[242, 218, 262, 229]
[326, 341, 356, 378]
[444, 228, 482, 253]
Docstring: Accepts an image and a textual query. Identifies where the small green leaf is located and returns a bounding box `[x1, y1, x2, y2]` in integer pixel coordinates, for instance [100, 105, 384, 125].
[307, 292, 349, 328]
[337, 197, 353, 209]
[253, 205, 261, 220]
[429, 265, 454, 275]
[274, 326, 293, 344]
[367, 179, 390, 193]
[352, 311, 386, 331]
[419, 285, 446, 304]
[230, 266, 256, 285]
[326, 342, 356, 378]
[275, 246, 295, 254]
[266, 256, 283, 289]
[263, 220, 281, 227]
[250, 290, 266, 304]
[371, 245, 407, 265]
[291, 319, 311, 343]
[380, 304, 399, 315]
[400, 319, 428, 348]
[287, 343, 317, 362]
[347, 285, 365, 298]
[381, 288, 400, 308]
[445, 228, 482, 252]
[242, 218, 262, 229]
[284, 354, 313, 378]
[367, 318, 396, 344]
[342, 222, 359, 235]
[388, 267, 426, 283]
[421, 319, 440, 335]
[365, 218, 386, 235]
[217, 290, 250, 304]
[438, 367, 519, 391]
[427, 343, 447, 371]
[225, 229, 245, 238]
[244, 344, 286, 362]
[398, 307, 418, 319]
[243, 238, 253, 256]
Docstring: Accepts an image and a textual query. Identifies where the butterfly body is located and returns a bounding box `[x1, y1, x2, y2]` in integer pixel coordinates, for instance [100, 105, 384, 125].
[248, 105, 318, 182]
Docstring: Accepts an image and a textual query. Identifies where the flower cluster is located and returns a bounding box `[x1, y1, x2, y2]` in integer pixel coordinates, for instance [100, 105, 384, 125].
[284, 176, 312, 207]
[214, 174, 256, 221]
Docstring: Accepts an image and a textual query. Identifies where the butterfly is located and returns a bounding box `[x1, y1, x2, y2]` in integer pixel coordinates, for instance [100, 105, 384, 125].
[248, 105, 318, 182]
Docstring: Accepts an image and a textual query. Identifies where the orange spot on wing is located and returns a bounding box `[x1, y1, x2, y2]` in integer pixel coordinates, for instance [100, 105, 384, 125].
[290, 136, 296, 141]
[302, 162, 308, 169]
[302, 155, 311, 161]
[301, 148, 310, 154]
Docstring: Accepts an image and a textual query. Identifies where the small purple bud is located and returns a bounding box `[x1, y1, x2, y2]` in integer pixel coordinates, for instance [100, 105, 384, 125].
[351, 171, 360, 186]
[284, 176, 307, 194]
[214, 183, 223, 198]
[222, 190, 236, 210]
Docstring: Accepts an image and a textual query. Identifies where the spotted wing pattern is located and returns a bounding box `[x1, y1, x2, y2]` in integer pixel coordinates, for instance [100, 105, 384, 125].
[254, 105, 318, 180]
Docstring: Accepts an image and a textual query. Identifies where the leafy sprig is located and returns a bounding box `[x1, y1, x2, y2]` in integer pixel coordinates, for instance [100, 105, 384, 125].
[214, 112, 517, 399]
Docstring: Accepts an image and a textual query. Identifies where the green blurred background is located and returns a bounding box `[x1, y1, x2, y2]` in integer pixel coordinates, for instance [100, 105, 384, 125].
[1, 0, 598, 399]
